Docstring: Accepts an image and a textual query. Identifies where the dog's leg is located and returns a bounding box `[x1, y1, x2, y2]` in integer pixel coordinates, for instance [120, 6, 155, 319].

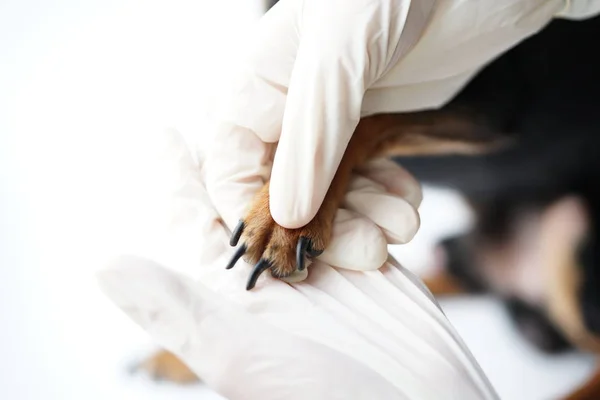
[227, 110, 506, 290]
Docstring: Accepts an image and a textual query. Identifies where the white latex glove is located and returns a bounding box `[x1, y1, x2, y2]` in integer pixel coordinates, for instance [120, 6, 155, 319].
[556, 0, 600, 19]
[97, 129, 498, 400]
[205, 0, 580, 245]
[205, 0, 436, 238]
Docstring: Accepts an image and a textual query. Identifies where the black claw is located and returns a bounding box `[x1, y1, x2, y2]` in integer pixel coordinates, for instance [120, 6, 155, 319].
[297, 237, 310, 271]
[230, 220, 245, 247]
[306, 241, 324, 258]
[226, 244, 247, 270]
[307, 249, 324, 258]
[246, 259, 271, 290]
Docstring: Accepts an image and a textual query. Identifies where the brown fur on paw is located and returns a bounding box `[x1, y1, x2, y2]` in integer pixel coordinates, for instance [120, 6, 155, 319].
[136, 350, 198, 384]
[227, 182, 332, 290]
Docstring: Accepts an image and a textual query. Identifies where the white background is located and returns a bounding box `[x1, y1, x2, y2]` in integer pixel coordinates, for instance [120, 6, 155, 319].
[0, 0, 596, 399]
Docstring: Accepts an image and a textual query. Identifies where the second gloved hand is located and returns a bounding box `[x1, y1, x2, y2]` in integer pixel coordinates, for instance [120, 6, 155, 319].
[96, 128, 498, 400]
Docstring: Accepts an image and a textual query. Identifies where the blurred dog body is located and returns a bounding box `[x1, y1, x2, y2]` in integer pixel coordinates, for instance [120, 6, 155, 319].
[396, 13, 600, 392]
[393, 14, 600, 399]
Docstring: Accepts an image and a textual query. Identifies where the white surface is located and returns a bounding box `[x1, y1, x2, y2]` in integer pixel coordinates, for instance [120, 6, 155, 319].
[0, 1, 595, 399]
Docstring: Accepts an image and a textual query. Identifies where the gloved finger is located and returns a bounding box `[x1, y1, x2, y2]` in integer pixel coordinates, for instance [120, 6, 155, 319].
[355, 158, 423, 209]
[556, 0, 600, 20]
[309, 166, 420, 271]
[344, 174, 420, 244]
[204, 0, 302, 231]
[318, 191, 418, 272]
[269, 0, 433, 229]
[97, 255, 406, 400]
[154, 128, 232, 273]
[204, 123, 275, 231]
[318, 209, 389, 271]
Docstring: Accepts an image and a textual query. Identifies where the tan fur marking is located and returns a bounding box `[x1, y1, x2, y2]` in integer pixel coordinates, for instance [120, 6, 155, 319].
[139, 350, 198, 384]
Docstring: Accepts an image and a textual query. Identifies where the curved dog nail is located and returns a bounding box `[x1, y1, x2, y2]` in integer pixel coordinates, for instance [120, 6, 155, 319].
[297, 237, 310, 271]
[230, 220, 244, 247]
[307, 241, 324, 258]
[246, 259, 271, 290]
[226, 245, 247, 270]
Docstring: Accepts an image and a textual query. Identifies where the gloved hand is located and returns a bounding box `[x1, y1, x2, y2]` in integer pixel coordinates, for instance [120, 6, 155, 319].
[99, 255, 499, 400]
[556, 0, 600, 20]
[97, 129, 498, 400]
[205, 0, 436, 239]
[205, 0, 579, 246]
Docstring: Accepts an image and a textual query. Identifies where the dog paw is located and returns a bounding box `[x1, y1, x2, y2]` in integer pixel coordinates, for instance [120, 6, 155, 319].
[226, 182, 332, 290]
